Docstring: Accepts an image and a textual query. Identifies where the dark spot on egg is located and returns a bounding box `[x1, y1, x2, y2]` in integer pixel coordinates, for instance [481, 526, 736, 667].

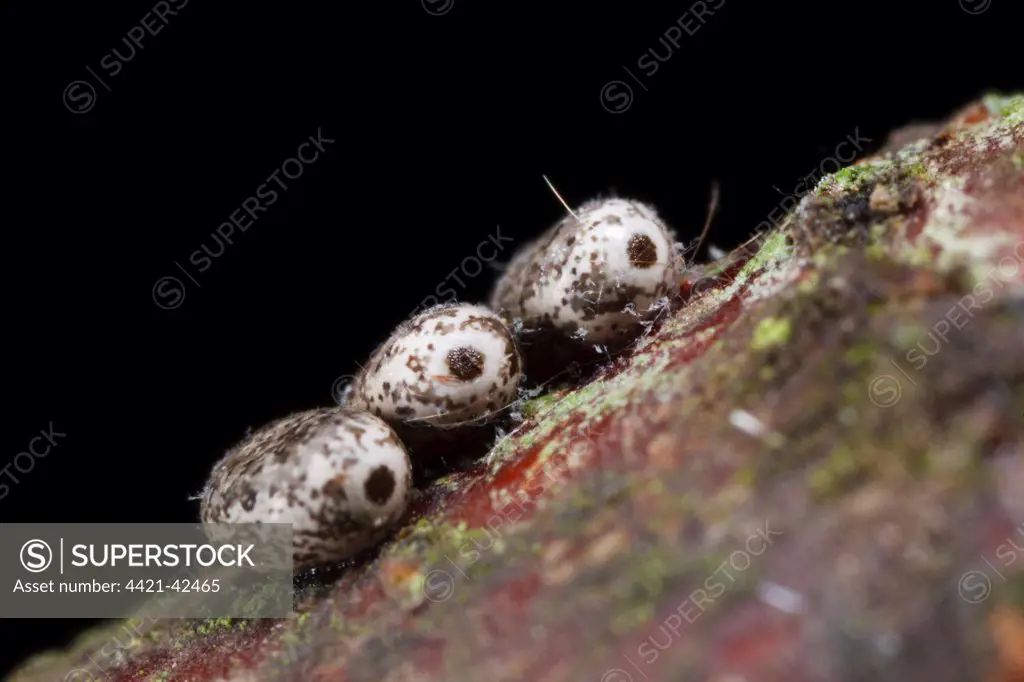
[364, 465, 396, 506]
[628, 234, 658, 268]
[322, 474, 348, 501]
[446, 346, 484, 381]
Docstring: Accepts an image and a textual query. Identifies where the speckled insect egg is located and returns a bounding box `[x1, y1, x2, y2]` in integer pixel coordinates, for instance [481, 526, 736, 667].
[200, 408, 412, 569]
[348, 303, 522, 425]
[490, 197, 681, 342]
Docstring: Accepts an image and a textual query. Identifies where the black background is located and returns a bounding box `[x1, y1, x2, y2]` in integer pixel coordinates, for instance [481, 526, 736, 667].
[1, 0, 1020, 676]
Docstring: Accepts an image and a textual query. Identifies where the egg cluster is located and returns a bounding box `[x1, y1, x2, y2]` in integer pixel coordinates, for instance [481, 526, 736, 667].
[200, 197, 682, 569]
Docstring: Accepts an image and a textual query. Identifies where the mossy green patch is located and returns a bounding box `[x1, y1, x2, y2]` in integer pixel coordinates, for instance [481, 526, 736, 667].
[844, 343, 877, 366]
[866, 242, 889, 261]
[751, 317, 792, 350]
[519, 391, 561, 419]
[809, 444, 866, 499]
[982, 92, 1024, 123]
[904, 162, 930, 180]
[195, 617, 235, 635]
[389, 519, 500, 573]
[607, 548, 674, 635]
[489, 381, 608, 466]
[829, 160, 890, 193]
[734, 230, 794, 283]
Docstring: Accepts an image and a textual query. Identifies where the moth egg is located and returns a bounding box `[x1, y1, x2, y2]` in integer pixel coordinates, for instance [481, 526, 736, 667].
[348, 302, 523, 426]
[490, 197, 681, 343]
[199, 408, 412, 569]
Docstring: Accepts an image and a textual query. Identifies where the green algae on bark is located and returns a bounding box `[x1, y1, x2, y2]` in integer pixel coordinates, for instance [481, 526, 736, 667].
[7, 92, 1024, 682]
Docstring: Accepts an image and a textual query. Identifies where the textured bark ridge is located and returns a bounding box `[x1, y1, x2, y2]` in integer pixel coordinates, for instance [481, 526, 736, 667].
[9, 94, 1024, 682]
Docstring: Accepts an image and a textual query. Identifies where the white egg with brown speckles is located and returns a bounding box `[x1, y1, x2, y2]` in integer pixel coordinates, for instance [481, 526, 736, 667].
[490, 197, 682, 342]
[348, 303, 522, 426]
[199, 407, 412, 569]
